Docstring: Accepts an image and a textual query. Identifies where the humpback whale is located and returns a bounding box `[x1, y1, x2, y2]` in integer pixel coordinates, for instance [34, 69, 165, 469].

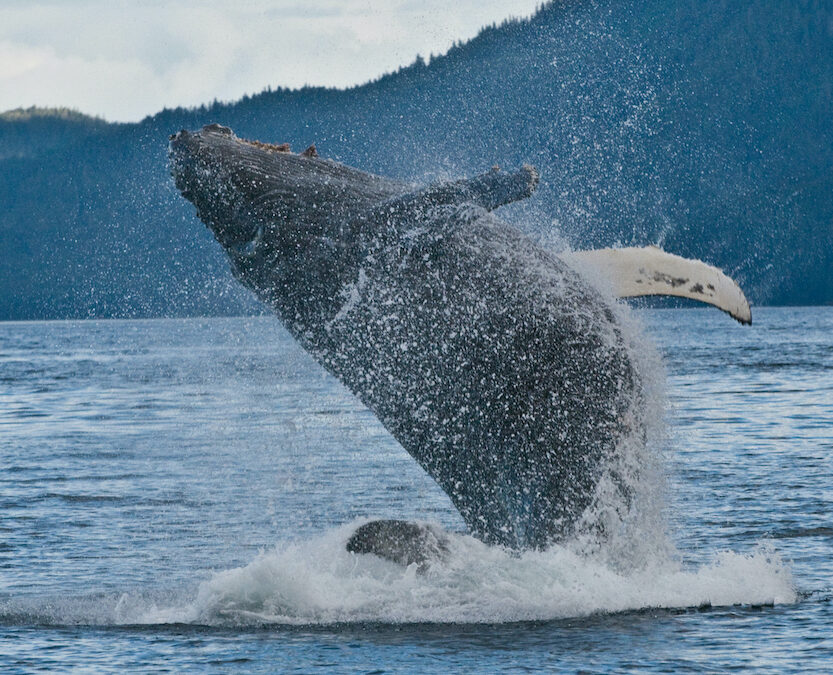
[169, 124, 750, 557]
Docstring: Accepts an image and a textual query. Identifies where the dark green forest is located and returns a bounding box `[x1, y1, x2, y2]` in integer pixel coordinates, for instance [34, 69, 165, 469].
[1, 0, 831, 319]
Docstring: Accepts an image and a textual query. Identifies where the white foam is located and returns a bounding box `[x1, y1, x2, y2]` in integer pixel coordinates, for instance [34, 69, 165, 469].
[137, 523, 795, 626]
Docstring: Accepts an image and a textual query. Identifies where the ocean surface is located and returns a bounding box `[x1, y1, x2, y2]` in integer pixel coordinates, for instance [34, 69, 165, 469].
[1, 307, 831, 672]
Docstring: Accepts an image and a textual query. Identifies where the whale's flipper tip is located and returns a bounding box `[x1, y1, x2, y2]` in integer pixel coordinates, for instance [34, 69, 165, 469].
[564, 246, 753, 325]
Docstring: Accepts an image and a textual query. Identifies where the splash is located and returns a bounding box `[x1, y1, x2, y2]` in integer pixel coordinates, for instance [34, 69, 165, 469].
[139, 528, 795, 625]
[0, 524, 795, 628]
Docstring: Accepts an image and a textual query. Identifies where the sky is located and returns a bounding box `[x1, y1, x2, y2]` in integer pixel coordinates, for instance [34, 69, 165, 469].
[0, 0, 542, 123]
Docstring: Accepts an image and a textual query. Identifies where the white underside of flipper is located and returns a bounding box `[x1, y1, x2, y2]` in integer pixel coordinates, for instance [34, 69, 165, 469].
[562, 246, 752, 325]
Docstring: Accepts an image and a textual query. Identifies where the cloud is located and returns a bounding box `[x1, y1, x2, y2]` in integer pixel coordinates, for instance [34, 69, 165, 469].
[0, 0, 541, 122]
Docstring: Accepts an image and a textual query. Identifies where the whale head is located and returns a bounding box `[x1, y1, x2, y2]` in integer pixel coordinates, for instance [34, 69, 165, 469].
[169, 124, 405, 255]
[169, 124, 296, 251]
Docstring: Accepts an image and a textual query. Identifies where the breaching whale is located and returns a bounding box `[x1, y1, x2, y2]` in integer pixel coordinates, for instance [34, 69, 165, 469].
[169, 124, 750, 559]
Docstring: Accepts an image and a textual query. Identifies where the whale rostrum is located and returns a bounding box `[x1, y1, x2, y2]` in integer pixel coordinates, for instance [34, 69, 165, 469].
[169, 124, 750, 553]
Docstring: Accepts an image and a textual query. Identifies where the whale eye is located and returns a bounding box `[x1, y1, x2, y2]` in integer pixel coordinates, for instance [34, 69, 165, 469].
[231, 225, 263, 258]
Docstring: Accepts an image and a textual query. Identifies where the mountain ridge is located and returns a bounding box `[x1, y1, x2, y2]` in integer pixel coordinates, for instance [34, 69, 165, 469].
[1, 0, 831, 319]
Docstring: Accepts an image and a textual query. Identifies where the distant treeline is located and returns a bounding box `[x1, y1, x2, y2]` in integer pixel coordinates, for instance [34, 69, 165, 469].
[1, 0, 831, 320]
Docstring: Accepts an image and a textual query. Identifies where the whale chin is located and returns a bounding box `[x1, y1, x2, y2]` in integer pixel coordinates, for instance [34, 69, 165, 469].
[168, 128, 257, 249]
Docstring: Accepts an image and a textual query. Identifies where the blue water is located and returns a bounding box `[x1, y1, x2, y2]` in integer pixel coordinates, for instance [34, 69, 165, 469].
[1, 307, 831, 672]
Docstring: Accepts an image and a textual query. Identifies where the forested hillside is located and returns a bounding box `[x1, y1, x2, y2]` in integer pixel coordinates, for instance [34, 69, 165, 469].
[2, 0, 831, 319]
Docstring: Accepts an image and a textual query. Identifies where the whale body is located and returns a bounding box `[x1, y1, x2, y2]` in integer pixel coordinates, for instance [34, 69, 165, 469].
[169, 124, 713, 551]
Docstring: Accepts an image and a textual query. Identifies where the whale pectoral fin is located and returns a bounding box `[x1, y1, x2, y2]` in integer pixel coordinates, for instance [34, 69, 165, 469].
[454, 163, 540, 211]
[361, 165, 539, 242]
[379, 164, 539, 216]
[563, 246, 752, 325]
